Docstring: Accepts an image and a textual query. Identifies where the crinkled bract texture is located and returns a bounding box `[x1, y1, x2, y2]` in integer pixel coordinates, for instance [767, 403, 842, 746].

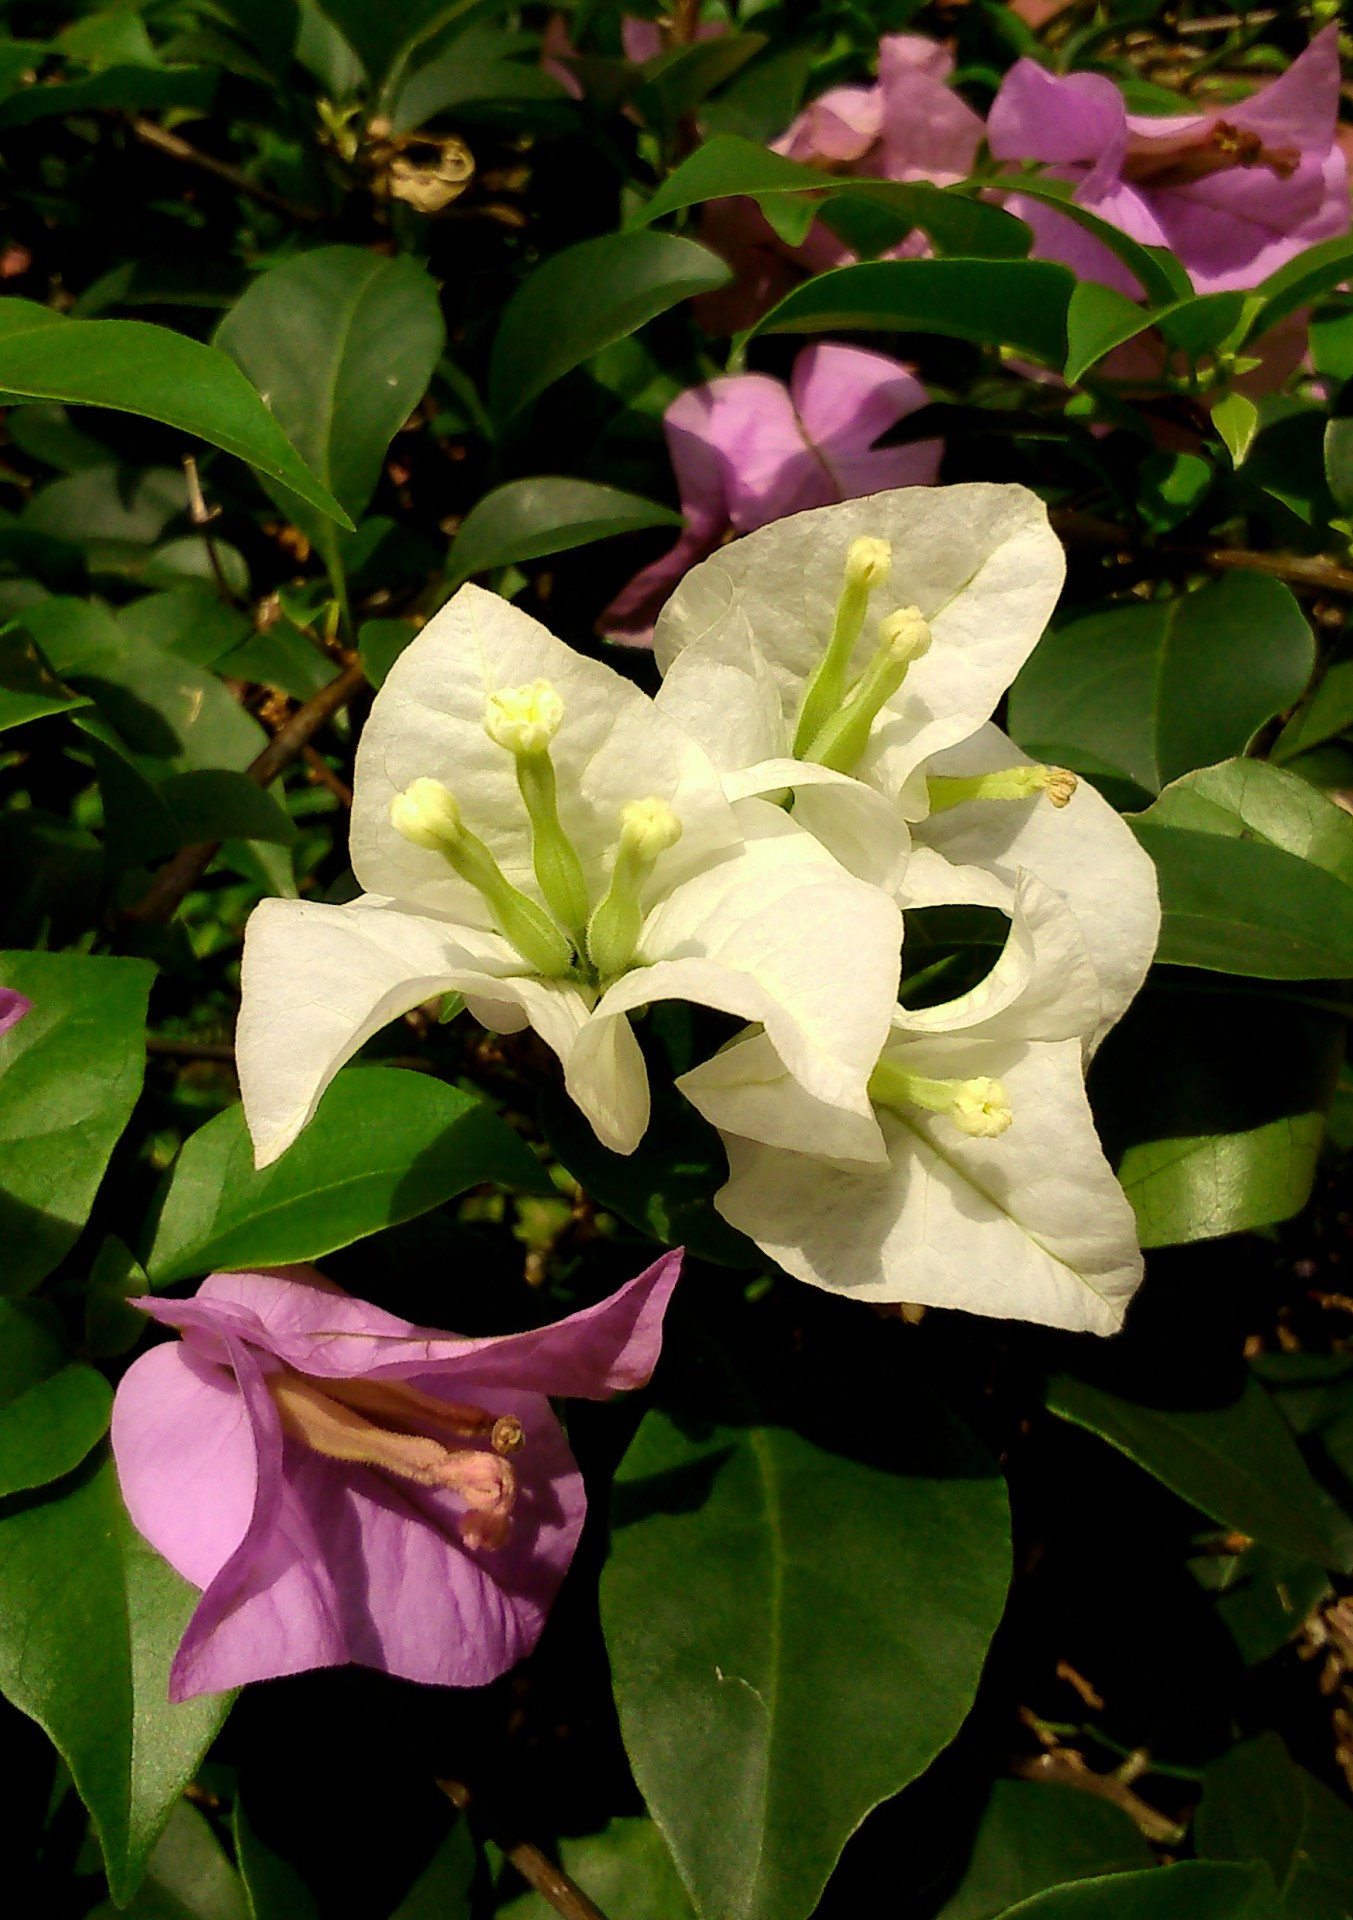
[682, 873, 1144, 1334]
[237, 584, 902, 1166]
[111, 1256, 680, 1699]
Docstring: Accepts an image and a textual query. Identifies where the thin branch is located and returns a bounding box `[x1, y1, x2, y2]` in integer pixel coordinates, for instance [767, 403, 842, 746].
[182, 456, 247, 609]
[1050, 510, 1353, 598]
[128, 116, 323, 222]
[123, 660, 367, 925]
[434, 1779, 610, 1920]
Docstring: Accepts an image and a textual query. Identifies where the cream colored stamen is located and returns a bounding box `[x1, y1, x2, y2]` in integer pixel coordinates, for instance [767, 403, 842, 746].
[267, 1369, 523, 1549]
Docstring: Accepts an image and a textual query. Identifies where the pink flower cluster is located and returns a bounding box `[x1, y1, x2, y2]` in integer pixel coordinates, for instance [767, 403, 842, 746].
[600, 28, 1348, 640]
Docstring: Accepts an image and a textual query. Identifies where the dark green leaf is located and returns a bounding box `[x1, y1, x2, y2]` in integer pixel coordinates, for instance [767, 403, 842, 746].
[1197, 1733, 1353, 1920]
[1001, 1861, 1276, 1919]
[500, 1818, 695, 1920]
[392, 35, 567, 129]
[1064, 282, 1155, 386]
[633, 36, 767, 136]
[447, 477, 682, 588]
[1094, 977, 1344, 1245]
[90, 1801, 249, 1920]
[0, 624, 91, 731]
[1325, 380, 1353, 515]
[1249, 237, 1353, 343]
[0, 1454, 232, 1903]
[155, 771, 297, 847]
[602, 1369, 1010, 1920]
[634, 133, 834, 227]
[0, 951, 154, 1295]
[936, 1781, 1153, 1920]
[994, 175, 1192, 307]
[316, 0, 458, 86]
[0, 66, 218, 131]
[752, 259, 1074, 368]
[814, 182, 1032, 263]
[216, 248, 445, 541]
[1131, 761, 1353, 978]
[145, 1065, 550, 1283]
[1047, 1374, 1350, 1568]
[0, 302, 349, 527]
[488, 232, 731, 424]
[357, 617, 418, 689]
[1008, 575, 1314, 796]
[0, 1364, 111, 1500]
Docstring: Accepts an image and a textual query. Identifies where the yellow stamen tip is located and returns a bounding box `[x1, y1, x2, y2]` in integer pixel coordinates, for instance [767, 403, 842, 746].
[483, 679, 564, 756]
[951, 1077, 1013, 1138]
[878, 605, 932, 666]
[1044, 767, 1078, 809]
[619, 796, 682, 861]
[390, 777, 461, 850]
[845, 536, 892, 591]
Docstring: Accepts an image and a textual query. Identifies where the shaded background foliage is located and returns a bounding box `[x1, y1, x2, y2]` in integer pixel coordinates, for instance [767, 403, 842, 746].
[2, 0, 1353, 1916]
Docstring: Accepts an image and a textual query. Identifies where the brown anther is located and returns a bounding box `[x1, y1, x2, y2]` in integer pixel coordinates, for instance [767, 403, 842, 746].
[1125, 119, 1301, 189]
[491, 1415, 525, 1455]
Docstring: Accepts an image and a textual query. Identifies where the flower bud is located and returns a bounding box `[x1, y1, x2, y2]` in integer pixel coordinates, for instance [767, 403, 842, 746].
[390, 778, 462, 851]
[878, 606, 932, 666]
[483, 680, 564, 757]
[618, 796, 683, 862]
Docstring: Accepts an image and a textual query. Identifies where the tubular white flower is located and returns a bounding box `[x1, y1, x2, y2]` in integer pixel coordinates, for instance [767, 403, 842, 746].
[237, 585, 903, 1167]
[678, 873, 1143, 1334]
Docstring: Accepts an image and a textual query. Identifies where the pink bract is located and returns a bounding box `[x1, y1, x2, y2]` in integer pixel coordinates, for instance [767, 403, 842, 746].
[988, 26, 1350, 295]
[696, 34, 985, 334]
[599, 342, 941, 645]
[111, 1256, 680, 1700]
[0, 988, 32, 1041]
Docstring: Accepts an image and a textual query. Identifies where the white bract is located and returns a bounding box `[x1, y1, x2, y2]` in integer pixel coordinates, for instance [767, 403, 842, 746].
[681, 872, 1144, 1335]
[652, 482, 1160, 1048]
[237, 585, 903, 1167]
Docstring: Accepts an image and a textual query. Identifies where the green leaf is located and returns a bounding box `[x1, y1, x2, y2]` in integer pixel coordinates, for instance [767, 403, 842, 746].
[751, 259, 1074, 368]
[0, 623, 92, 731]
[1274, 654, 1353, 760]
[0, 951, 154, 1295]
[1047, 1374, 1350, 1568]
[357, 617, 418, 689]
[500, 1818, 695, 1920]
[1325, 380, 1353, 516]
[0, 302, 349, 527]
[634, 133, 834, 227]
[316, 0, 457, 86]
[0, 1364, 111, 1500]
[936, 1781, 1153, 1920]
[1131, 760, 1353, 978]
[1211, 391, 1259, 466]
[601, 1364, 1010, 1920]
[392, 29, 568, 130]
[1008, 575, 1314, 797]
[447, 477, 682, 588]
[0, 65, 218, 131]
[1000, 1861, 1276, 1919]
[154, 771, 298, 847]
[90, 1801, 248, 1920]
[215, 248, 445, 544]
[994, 174, 1192, 307]
[1064, 281, 1155, 385]
[0, 1454, 232, 1904]
[1197, 1733, 1353, 1920]
[1095, 976, 1344, 1245]
[1248, 237, 1353, 343]
[488, 232, 732, 424]
[633, 36, 767, 136]
[145, 1065, 550, 1283]
[814, 182, 1032, 263]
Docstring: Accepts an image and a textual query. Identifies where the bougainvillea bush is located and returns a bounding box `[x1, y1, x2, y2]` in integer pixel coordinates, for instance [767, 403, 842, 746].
[5, 0, 1353, 1914]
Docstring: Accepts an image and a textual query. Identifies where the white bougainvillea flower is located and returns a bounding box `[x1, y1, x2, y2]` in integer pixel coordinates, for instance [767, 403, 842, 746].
[679, 872, 1144, 1334]
[654, 482, 1066, 822]
[237, 586, 902, 1167]
[652, 482, 1159, 1042]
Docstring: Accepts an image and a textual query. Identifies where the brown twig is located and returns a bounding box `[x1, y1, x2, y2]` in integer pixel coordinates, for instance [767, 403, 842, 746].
[123, 660, 367, 925]
[128, 116, 322, 222]
[145, 1036, 238, 1063]
[182, 456, 247, 609]
[302, 744, 353, 807]
[1011, 1751, 1185, 1845]
[1050, 510, 1353, 598]
[434, 1779, 610, 1920]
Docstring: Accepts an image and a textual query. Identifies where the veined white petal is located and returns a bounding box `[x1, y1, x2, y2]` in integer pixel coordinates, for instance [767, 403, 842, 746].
[566, 1011, 651, 1156]
[713, 1036, 1141, 1335]
[237, 896, 585, 1169]
[916, 723, 1160, 1050]
[679, 1030, 888, 1166]
[351, 583, 736, 918]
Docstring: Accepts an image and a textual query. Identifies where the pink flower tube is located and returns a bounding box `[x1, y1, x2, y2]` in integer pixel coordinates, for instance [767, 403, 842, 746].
[112, 1256, 680, 1699]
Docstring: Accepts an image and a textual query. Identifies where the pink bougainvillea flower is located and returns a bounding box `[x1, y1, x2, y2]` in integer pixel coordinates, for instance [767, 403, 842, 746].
[697, 35, 985, 333]
[0, 988, 32, 1041]
[111, 1256, 680, 1700]
[600, 342, 941, 644]
[988, 26, 1349, 295]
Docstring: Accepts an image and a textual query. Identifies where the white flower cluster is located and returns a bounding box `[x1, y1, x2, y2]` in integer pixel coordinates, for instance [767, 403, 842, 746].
[237, 483, 1159, 1335]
